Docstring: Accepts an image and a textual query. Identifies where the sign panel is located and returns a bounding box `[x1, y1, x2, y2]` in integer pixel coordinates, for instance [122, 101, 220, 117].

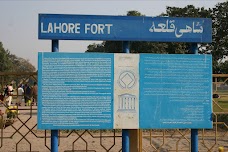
[38, 14, 212, 43]
[139, 54, 212, 128]
[113, 54, 140, 129]
[38, 53, 212, 129]
[38, 53, 114, 129]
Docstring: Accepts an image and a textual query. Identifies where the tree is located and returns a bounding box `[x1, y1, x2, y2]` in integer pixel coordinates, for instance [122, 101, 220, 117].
[127, 10, 144, 16]
[0, 42, 13, 72]
[163, 5, 211, 18]
[9, 54, 36, 72]
[210, 2, 228, 73]
[162, 5, 212, 55]
[0, 41, 36, 89]
[0, 41, 35, 73]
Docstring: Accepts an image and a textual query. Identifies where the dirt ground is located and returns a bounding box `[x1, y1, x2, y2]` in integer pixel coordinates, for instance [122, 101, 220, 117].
[0, 104, 227, 152]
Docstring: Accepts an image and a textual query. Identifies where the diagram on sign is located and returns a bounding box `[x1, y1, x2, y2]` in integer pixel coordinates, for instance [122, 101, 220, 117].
[118, 70, 136, 89]
[118, 93, 137, 113]
[117, 70, 137, 113]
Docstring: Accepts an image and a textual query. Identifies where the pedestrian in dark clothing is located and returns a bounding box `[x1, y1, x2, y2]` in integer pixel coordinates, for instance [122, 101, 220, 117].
[24, 84, 31, 106]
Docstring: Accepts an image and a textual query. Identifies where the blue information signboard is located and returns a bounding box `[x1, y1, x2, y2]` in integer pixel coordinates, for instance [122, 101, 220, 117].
[38, 53, 114, 129]
[38, 52, 212, 130]
[139, 54, 212, 128]
[38, 14, 212, 43]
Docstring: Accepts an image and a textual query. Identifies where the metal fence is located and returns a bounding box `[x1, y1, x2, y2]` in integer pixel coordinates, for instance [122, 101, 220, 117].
[0, 72, 227, 152]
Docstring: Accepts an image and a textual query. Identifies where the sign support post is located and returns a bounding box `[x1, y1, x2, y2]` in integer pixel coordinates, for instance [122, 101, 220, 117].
[122, 41, 130, 152]
[51, 40, 59, 152]
[122, 41, 139, 151]
[130, 130, 139, 152]
[190, 43, 198, 152]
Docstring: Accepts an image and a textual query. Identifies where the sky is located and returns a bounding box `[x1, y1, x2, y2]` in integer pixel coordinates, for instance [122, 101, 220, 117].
[0, 0, 226, 69]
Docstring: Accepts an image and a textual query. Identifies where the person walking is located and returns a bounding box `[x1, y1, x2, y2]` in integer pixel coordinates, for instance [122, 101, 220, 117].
[6, 84, 14, 106]
[31, 82, 38, 106]
[3, 84, 9, 97]
[17, 85, 24, 106]
[24, 84, 31, 106]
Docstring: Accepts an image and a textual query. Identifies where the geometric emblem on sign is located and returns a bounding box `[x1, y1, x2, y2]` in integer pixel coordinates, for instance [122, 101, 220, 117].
[118, 71, 136, 89]
[117, 93, 137, 113]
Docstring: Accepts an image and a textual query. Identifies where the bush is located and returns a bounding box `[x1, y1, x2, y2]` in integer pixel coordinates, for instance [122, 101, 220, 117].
[5, 106, 19, 119]
[213, 114, 228, 130]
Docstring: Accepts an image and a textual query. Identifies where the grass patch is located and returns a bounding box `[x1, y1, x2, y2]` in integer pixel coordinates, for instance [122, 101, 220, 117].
[213, 95, 228, 112]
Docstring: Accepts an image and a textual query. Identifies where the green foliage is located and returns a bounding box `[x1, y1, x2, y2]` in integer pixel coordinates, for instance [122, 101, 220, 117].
[217, 61, 228, 74]
[9, 54, 36, 72]
[211, 2, 228, 73]
[213, 114, 228, 130]
[6, 111, 17, 119]
[127, 10, 144, 16]
[213, 92, 228, 123]
[164, 5, 212, 18]
[0, 41, 35, 73]
[0, 42, 13, 72]
[162, 5, 212, 55]
[87, 42, 106, 53]
[5, 106, 19, 119]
